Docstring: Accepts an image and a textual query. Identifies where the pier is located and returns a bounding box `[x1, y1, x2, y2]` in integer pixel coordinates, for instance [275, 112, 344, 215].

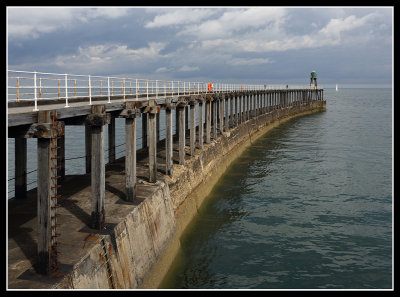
[7, 70, 325, 288]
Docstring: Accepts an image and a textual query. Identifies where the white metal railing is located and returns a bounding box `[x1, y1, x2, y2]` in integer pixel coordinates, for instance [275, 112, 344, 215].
[7, 70, 318, 111]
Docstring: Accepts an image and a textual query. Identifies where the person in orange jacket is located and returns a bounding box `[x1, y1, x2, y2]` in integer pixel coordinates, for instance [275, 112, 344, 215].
[208, 82, 212, 92]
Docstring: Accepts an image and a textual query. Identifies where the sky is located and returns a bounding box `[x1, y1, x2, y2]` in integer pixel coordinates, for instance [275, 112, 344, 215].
[6, 6, 393, 88]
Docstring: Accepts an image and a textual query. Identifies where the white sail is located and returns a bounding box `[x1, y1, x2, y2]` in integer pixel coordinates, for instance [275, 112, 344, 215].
[336, 84, 338, 91]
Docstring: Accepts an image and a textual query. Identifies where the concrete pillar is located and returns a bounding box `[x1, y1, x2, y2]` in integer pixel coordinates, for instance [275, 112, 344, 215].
[14, 138, 27, 199]
[198, 102, 204, 149]
[219, 97, 224, 133]
[256, 93, 259, 116]
[246, 94, 250, 121]
[178, 106, 185, 165]
[90, 124, 105, 229]
[224, 97, 229, 132]
[252, 93, 255, 118]
[239, 95, 242, 124]
[230, 95, 233, 128]
[185, 106, 189, 131]
[212, 100, 217, 139]
[263, 92, 266, 113]
[232, 94, 238, 127]
[125, 117, 136, 201]
[206, 100, 211, 143]
[165, 107, 173, 176]
[148, 112, 157, 183]
[36, 110, 59, 274]
[190, 103, 196, 156]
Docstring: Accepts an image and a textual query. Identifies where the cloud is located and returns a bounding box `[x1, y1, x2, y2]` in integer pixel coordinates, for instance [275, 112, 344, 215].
[199, 12, 380, 53]
[229, 57, 274, 66]
[179, 65, 200, 72]
[178, 7, 287, 40]
[7, 7, 130, 39]
[47, 42, 168, 73]
[145, 8, 217, 28]
[318, 13, 378, 39]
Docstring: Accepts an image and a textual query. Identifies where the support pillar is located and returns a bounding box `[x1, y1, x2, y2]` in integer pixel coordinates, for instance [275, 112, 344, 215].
[178, 105, 186, 165]
[239, 95, 242, 124]
[233, 94, 238, 127]
[37, 110, 59, 274]
[206, 100, 211, 143]
[230, 95, 234, 127]
[224, 96, 229, 132]
[90, 123, 105, 229]
[219, 97, 223, 133]
[190, 103, 196, 156]
[165, 107, 173, 176]
[85, 106, 108, 231]
[125, 116, 136, 201]
[246, 94, 250, 121]
[212, 100, 217, 139]
[185, 106, 189, 131]
[148, 112, 157, 183]
[198, 101, 204, 149]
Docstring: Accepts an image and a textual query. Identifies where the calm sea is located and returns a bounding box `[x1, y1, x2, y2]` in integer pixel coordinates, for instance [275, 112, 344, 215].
[160, 88, 393, 289]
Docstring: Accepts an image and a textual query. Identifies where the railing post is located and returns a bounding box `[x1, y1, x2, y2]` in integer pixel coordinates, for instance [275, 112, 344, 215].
[88, 75, 92, 105]
[33, 71, 39, 111]
[156, 80, 158, 99]
[136, 79, 138, 100]
[123, 79, 126, 103]
[108, 77, 111, 103]
[64, 74, 69, 108]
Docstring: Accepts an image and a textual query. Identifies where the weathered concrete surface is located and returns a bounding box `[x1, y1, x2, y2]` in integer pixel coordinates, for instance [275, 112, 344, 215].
[7, 100, 325, 289]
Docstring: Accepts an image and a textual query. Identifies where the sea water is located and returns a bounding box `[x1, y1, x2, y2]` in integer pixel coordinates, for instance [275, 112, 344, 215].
[160, 88, 392, 289]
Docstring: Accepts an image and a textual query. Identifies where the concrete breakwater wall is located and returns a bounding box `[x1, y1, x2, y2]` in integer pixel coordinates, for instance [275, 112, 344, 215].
[46, 99, 325, 289]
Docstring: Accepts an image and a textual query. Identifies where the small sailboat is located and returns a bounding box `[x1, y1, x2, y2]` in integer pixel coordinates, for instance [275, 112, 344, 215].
[336, 84, 338, 92]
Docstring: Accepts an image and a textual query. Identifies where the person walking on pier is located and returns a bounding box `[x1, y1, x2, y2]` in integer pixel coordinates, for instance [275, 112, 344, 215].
[310, 71, 318, 89]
